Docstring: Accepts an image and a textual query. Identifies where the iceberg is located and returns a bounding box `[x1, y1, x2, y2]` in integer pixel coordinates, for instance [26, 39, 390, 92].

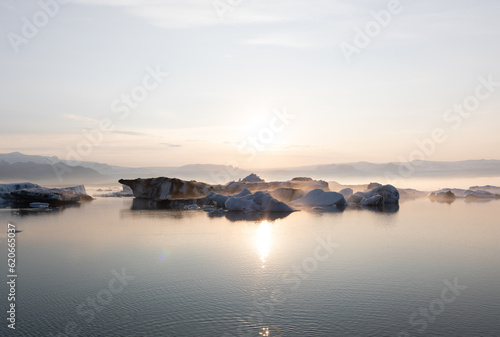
[241, 173, 264, 183]
[366, 182, 382, 190]
[431, 188, 468, 198]
[0, 182, 41, 192]
[270, 188, 305, 202]
[398, 188, 428, 199]
[11, 185, 92, 205]
[429, 188, 500, 200]
[0, 183, 92, 208]
[119, 176, 329, 201]
[464, 190, 500, 199]
[339, 188, 353, 198]
[128, 188, 292, 213]
[360, 195, 384, 206]
[225, 191, 293, 212]
[469, 185, 500, 194]
[291, 177, 313, 182]
[206, 188, 251, 208]
[428, 190, 456, 203]
[346, 192, 364, 204]
[206, 191, 230, 208]
[119, 177, 216, 200]
[94, 185, 134, 198]
[290, 189, 347, 207]
[347, 185, 399, 206]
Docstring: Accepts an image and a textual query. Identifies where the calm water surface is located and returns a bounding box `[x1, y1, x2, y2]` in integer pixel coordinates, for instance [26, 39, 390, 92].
[1, 197, 499, 336]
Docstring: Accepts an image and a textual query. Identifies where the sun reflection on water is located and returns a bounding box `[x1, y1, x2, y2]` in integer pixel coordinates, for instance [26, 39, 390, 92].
[256, 220, 272, 265]
[259, 327, 270, 336]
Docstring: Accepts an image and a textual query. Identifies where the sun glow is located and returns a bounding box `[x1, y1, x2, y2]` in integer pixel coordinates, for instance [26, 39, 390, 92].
[256, 221, 272, 265]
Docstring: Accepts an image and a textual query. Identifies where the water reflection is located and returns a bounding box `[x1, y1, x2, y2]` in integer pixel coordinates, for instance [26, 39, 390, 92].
[430, 198, 455, 205]
[3, 197, 500, 336]
[10, 204, 80, 217]
[300, 205, 345, 214]
[464, 197, 497, 203]
[212, 211, 291, 222]
[130, 198, 180, 210]
[129, 198, 293, 221]
[259, 326, 270, 336]
[347, 204, 400, 213]
[256, 221, 272, 264]
[120, 208, 192, 220]
[300, 204, 400, 215]
[429, 197, 499, 204]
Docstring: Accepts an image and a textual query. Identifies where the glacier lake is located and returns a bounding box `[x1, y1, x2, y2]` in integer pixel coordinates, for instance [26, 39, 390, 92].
[1, 196, 500, 337]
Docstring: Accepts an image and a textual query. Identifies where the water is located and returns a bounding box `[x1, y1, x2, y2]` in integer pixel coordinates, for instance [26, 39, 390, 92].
[1, 197, 499, 336]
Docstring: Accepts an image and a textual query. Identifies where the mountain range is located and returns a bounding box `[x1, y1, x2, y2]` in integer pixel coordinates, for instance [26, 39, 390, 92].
[0, 152, 499, 185]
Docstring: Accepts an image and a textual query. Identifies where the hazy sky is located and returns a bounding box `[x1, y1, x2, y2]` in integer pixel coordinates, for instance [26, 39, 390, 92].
[1, 0, 499, 168]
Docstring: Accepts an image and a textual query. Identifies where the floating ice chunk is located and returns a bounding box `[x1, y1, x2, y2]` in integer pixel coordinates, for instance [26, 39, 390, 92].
[428, 190, 456, 201]
[366, 182, 382, 191]
[233, 188, 251, 197]
[0, 183, 92, 208]
[241, 173, 264, 183]
[291, 189, 346, 207]
[225, 191, 293, 212]
[94, 185, 134, 198]
[360, 195, 383, 206]
[271, 188, 305, 202]
[0, 182, 41, 193]
[469, 185, 500, 194]
[347, 185, 399, 206]
[362, 185, 399, 204]
[339, 188, 353, 198]
[464, 190, 500, 199]
[207, 191, 230, 208]
[347, 192, 364, 204]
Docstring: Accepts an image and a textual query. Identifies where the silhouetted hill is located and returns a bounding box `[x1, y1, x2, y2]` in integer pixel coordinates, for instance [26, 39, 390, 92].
[1, 152, 499, 185]
[0, 160, 105, 185]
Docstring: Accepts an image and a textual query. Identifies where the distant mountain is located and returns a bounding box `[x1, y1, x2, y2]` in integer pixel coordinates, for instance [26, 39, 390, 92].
[0, 160, 104, 185]
[266, 160, 500, 181]
[0, 152, 114, 173]
[1, 152, 499, 185]
[0, 152, 248, 184]
[0, 151, 60, 165]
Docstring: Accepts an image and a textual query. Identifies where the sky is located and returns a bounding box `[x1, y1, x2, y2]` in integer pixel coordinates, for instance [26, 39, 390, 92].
[1, 0, 499, 169]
